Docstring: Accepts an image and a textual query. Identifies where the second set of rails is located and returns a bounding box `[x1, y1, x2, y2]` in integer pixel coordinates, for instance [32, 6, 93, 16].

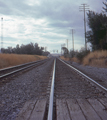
[0, 59, 48, 79]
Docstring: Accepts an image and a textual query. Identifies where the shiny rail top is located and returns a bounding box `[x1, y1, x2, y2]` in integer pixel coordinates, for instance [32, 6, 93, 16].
[48, 59, 56, 120]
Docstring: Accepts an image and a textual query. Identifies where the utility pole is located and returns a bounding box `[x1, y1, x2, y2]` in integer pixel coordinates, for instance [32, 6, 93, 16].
[70, 29, 74, 51]
[45, 47, 47, 52]
[66, 39, 68, 53]
[79, 4, 89, 50]
[1, 17, 3, 53]
[66, 39, 68, 50]
[61, 44, 65, 55]
[61, 44, 62, 55]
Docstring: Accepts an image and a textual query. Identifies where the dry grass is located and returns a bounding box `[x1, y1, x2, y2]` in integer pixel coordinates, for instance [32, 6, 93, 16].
[0, 54, 47, 69]
[60, 50, 107, 67]
[60, 56, 79, 63]
[60, 56, 69, 61]
[71, 57, 80, 63]
[83, 50, 107, 67]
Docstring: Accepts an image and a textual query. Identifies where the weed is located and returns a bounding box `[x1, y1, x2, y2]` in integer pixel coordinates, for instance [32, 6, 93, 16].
[0, 54, 47, 69]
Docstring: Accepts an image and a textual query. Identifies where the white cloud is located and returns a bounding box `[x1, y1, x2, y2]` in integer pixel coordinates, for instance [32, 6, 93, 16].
[0, 0, 104, 53]
[26, 0, 41, 6]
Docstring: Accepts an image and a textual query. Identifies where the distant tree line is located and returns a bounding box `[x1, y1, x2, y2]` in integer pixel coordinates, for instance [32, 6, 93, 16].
[86, 0, 107, 50]
[2, 42, 50, 55]
[62, 46, 90, 62]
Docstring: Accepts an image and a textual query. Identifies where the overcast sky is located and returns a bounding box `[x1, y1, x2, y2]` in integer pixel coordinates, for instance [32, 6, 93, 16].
[0, 0, 104, 53]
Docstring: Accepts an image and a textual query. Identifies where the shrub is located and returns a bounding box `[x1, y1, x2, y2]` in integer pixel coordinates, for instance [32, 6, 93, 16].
[76, 47, 90, 63]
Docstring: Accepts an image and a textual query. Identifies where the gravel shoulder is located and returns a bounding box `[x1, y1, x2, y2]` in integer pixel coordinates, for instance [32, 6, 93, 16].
[0, 58, 54, 120]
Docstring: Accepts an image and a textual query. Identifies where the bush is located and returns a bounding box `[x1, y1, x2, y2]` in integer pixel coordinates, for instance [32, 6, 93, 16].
[76, 47, 90, 62]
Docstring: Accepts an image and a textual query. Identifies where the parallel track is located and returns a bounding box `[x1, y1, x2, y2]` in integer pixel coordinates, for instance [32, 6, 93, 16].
[0, 59, 48, 79]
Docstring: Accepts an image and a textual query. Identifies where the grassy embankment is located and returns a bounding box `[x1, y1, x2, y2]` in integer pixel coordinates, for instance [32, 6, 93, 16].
[83, 50, 107, 67]
[0, 54, 47, 69]
[60, 50, 107, 67]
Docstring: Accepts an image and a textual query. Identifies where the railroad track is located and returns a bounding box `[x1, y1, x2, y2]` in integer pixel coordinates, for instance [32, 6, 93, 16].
[0, 59, 48, 80]
[15, 58, 107, 120]
[1, 58, 107, 120]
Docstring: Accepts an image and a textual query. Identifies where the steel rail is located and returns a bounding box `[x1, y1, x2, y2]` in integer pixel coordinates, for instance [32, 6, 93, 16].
[0, 61, 45, 79]
[59, 58, 107, 92]
[0, 59, 47, 72]
[47, 59, 56, 120]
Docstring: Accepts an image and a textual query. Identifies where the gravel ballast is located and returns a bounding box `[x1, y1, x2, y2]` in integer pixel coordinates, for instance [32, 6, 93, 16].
[0, 58, 54, 120]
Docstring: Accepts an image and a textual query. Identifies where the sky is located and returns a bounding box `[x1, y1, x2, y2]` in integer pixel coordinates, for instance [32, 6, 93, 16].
[0, 0, 105, 53]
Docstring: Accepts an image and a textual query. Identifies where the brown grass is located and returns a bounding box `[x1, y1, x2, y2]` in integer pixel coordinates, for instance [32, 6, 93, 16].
[0, 54, 47, 69]
[60, 50, 107, 67]
[60, 56, 79, 63]
[71, 57, 80, 63]
[83, 50, 107, 67]
[60, 56, 69, 61]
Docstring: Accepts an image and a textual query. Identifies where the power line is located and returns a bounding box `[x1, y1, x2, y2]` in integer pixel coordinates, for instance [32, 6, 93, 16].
[79, 4, 89, 50]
